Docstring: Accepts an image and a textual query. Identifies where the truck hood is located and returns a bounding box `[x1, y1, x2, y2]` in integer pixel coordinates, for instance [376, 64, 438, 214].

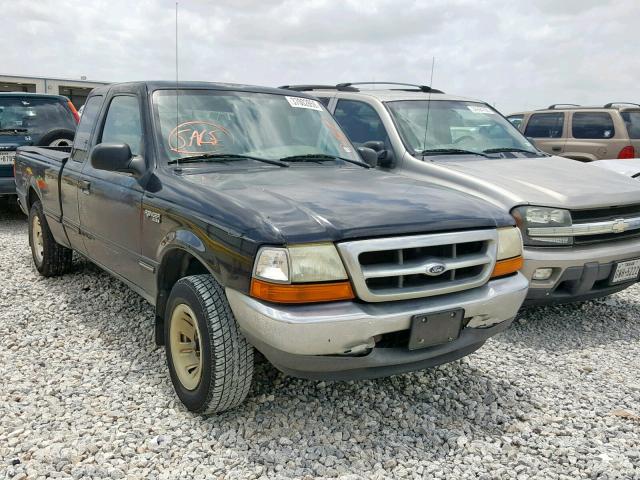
[590, 159, 640, 179]
[177, 165, 513, 244]
[437, 155, 640, 208]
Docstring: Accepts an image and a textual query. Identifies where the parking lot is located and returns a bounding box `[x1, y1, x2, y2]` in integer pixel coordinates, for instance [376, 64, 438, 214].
[0, 204, 637, 479]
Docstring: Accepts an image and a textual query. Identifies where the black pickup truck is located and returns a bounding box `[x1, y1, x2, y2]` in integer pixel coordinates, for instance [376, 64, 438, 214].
[15, 81, 528, 414]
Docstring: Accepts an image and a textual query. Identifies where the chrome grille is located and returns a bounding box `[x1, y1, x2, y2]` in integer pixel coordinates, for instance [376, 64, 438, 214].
[337, 229, 498, 302]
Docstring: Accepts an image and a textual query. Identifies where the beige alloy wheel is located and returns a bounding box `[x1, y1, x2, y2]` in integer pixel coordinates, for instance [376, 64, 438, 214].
[169, 304, 203, 391]
[32, 215, 44, 265]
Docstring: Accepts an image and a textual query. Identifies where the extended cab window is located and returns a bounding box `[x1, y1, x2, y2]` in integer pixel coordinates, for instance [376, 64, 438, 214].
[71, 95, 103, 162]
[100, 96, 142, 156]
[334, 100, 389, 147]
[571, 112, 615, 139]
[524, 113, 564, 138]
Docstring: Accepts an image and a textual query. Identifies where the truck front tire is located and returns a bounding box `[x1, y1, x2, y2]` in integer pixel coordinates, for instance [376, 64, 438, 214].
[29, 201, 73, 277]
[165, 274, 254, 414]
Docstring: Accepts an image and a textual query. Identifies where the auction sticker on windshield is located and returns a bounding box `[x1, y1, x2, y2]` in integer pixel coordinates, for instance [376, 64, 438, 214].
[467, 105, 495, 115]
[0, 152, 15, 165]
[285, 96, 323, 111]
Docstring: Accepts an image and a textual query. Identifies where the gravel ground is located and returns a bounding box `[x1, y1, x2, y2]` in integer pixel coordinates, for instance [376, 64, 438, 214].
[1, 203, 639, 480]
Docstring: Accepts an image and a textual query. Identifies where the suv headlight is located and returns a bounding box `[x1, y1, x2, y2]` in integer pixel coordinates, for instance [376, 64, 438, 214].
[512, 206, 573, 246]
[491, 227, 524, 278]
[251, 243, 354, 303]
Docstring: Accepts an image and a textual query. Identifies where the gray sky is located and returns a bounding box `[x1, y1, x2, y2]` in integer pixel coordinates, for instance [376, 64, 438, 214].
[2, 0, 638, 113]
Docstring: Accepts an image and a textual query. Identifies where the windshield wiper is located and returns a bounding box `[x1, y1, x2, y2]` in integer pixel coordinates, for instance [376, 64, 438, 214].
[419, 148, 490, 158]
[278, 154, 370, 169]
[482, 147, 542, 155]
[0, 128, 28, 134]
[168, 153, 289, 167]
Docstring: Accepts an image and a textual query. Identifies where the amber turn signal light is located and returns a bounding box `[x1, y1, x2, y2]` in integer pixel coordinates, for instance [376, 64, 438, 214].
[250, 279, 355, 304]
[491, 256, 524, 278]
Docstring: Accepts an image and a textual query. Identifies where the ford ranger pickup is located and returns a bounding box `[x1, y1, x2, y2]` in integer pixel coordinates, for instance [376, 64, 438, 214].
[290, 82, 640, 306]
[15, 81, 527, 414]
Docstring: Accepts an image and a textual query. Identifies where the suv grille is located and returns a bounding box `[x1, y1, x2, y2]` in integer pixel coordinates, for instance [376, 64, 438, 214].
[337, 229, 498, 302]
[572, 204, 640, 245]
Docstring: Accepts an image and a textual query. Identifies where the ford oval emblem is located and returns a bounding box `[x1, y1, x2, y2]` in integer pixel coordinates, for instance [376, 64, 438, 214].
[425, 262, 447, 276]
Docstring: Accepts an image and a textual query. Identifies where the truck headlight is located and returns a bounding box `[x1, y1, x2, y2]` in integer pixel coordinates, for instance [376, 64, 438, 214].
[251, 243, 353, 303]
[491, 227, 524, 278]
[512, 206, 573, 246]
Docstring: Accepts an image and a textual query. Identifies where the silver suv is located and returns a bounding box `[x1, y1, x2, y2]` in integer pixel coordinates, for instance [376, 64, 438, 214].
[281, 82, 640, 306]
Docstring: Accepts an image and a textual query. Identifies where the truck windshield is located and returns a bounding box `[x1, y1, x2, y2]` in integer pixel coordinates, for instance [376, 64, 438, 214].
[386, 100, 537, 159]
[153, 89, 359, 164]
[0, 97, 75, 136]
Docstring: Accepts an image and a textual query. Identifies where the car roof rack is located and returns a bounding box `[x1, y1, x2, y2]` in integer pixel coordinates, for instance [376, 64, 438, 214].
[604, 102, 640, 108]
[336, 82, 444, 93]
[547, 103, 580, 109]
[279, 82, 444, 94]
[279, 84, 359, 92]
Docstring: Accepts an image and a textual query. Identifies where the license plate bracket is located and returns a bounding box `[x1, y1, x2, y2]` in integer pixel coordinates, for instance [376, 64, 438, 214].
[408, 309, 464, 350]
[611, 258, 640, 284]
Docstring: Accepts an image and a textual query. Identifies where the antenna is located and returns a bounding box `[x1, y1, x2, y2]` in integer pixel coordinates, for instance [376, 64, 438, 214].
[421, 56, 436, 156]
[175, 2, 179, 167]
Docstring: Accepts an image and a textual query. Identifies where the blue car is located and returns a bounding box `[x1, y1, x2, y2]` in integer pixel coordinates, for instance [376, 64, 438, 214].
[0, 92, 78, 197]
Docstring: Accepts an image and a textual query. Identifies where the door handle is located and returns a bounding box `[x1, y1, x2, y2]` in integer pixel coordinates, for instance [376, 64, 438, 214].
[551, 146, 562, 152]
[79, 180, 91, 194]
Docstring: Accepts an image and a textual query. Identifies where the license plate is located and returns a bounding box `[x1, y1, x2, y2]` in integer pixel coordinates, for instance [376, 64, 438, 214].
[0, 151, 16, 165]
[408, 309, 464, 350]
[611, 259, 640, 284]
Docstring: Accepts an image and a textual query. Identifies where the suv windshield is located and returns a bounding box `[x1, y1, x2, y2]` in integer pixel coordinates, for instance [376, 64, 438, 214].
[153, 90, 359, 164]
[0, 96, 75, 136]
[621, 111, 640, 139]
[386, 100, 537, 159]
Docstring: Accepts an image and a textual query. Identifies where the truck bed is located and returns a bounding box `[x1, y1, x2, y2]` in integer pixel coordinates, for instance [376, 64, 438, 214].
[14, 145, 71, 224]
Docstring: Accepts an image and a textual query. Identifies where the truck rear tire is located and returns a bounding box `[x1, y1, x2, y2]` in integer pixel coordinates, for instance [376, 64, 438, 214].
[29, 201, 73, 277]
[165, 274, 254, 414]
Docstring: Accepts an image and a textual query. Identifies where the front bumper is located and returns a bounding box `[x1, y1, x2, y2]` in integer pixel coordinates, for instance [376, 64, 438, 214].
[522, 238, 640, 305]
[226, 273, 528, 380]
[0, 177, 16, 195]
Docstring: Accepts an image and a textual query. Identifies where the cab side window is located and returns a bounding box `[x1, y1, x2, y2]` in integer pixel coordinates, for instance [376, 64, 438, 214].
[100, 96, 143, 156]
[70, 95, 103, 162]
[524, 113, 564, 138]
[333, 100, 389, 147]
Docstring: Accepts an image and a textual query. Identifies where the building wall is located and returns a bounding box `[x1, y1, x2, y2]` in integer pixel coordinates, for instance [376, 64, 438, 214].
[0, 74, 108, 107]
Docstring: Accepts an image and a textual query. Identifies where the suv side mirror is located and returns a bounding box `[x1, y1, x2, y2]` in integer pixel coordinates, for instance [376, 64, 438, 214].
[357, 147, 378, 168]
[363, 140, 396, 168]
[90, 143, 142, 175]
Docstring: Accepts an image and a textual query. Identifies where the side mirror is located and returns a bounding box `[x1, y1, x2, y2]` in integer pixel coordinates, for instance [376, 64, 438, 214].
[90, 143, 141, 175]
[357, 147, 378, 168]
[363, 140, 385, 152]
[362, 140, 396, 168]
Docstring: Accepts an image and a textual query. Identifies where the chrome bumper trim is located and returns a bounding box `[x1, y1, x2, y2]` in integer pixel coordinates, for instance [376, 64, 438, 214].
[528, 216, 640, 237]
